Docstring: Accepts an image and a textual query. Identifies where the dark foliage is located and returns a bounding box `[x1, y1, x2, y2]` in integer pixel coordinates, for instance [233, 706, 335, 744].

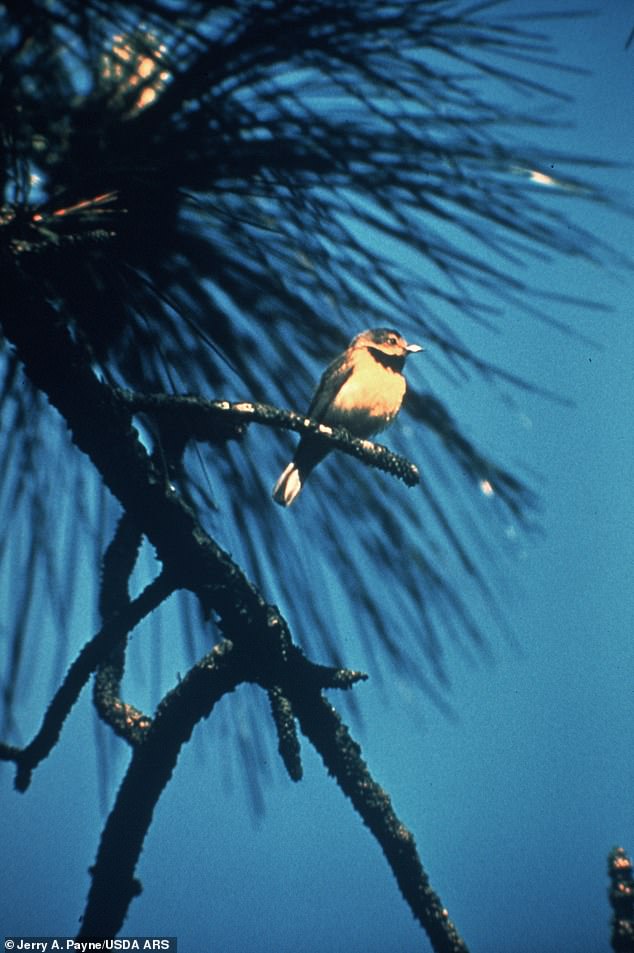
[1, 0, 617, 718]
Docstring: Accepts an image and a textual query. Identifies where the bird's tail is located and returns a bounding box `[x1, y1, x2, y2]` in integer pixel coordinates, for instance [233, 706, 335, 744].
[272, 461, 303, 507]
[272, 441, 330, 507]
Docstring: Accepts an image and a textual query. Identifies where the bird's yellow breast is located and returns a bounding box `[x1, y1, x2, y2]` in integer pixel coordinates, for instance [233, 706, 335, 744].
[325, 348, 406, 437]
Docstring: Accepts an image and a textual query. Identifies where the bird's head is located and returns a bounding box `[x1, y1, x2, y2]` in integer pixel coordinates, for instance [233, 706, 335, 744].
[352, 327, 423, 364]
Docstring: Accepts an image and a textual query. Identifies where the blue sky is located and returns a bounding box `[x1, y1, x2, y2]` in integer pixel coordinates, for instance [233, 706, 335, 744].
[1, 4, 633, 953]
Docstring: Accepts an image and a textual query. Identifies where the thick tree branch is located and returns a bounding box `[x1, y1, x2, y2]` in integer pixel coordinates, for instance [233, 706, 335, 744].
[78, 640, 244, 938]
[293, 690, 469, 953]
[77, 620, 467, 949]
[78, 605, 374, 935]
[118, 391, 421, 488]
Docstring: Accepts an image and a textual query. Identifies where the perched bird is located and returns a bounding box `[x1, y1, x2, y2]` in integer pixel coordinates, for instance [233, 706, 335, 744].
[272, 327, 422, 506]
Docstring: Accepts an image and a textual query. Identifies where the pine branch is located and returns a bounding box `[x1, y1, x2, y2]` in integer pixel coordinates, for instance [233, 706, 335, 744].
[118, 390, 421, 487]
[0, 570, 175, 791]
[78, 640, 245, 938]
[94, 511, 155, 744]
[2, 270, 466, 952]
[294, 690, 469, 953]
[609, 847, 634, 952]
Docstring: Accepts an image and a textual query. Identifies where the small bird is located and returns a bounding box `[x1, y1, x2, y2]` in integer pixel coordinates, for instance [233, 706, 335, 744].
[272, 327, 423, 506]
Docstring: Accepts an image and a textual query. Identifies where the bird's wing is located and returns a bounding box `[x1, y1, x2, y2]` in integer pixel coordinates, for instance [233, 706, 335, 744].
[307, 356, 354, 422]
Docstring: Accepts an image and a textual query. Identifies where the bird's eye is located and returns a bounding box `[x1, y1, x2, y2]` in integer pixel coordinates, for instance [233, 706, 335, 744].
[387, 334, 398, 345]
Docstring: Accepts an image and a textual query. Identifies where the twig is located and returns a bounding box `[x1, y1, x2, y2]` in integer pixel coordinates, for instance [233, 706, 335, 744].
[267, 685, 303, 782]
[94, 512, 154, 744]
[0, 571, 175, 790]
[609, 847, 634, 952]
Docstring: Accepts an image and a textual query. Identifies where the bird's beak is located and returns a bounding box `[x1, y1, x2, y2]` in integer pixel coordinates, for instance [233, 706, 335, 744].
[406, 343, 424, 353]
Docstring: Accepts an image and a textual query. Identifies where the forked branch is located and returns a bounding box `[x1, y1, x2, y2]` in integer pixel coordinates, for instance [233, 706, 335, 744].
[2, 288, 466, 953]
